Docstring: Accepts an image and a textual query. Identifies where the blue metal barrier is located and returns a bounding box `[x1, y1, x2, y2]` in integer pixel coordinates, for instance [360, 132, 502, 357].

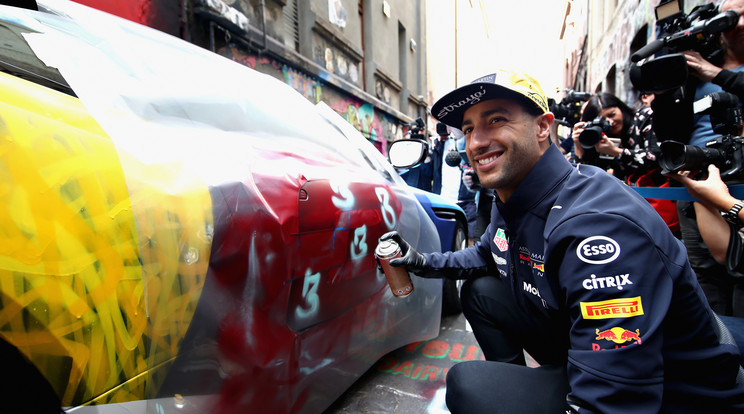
[631, 185, 744, 201]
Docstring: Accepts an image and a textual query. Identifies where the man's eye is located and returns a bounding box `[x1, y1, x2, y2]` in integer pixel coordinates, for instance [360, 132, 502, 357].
[462, 127, 473, 134]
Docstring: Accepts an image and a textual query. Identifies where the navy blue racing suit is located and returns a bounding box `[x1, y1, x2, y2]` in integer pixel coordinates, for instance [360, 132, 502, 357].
[423, 144, 744, 413]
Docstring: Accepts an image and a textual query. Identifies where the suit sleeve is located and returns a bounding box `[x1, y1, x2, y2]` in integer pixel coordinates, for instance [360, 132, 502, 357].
[548, 213, 674, 413]
[713, 69, 744, 100]
[421, 225, 497, 280]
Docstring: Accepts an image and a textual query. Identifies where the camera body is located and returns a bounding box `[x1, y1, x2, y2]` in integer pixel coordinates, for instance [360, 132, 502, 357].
[630, 3, 737, 93]
[578, 117, 613, 149]
[549, 89, 592, 127]
[407, 117, 426, 140]
[436, 122, 449, 136]
[659, 92, 744, 179]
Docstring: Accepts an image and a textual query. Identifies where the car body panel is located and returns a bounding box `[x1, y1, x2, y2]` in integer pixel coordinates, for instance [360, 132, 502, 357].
[0, 1, 444, 412]
[408, 187, 466, 253]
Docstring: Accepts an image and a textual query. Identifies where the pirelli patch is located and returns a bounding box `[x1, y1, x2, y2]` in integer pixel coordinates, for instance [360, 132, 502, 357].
[580, 297, 644, 320]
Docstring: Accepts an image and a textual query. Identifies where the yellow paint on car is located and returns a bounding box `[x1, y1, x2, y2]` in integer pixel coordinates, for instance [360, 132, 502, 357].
[0, 71, 213, 406]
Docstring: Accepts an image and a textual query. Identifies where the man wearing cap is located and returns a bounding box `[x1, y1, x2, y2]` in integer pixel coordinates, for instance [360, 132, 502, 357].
[380, 69, 744, 413]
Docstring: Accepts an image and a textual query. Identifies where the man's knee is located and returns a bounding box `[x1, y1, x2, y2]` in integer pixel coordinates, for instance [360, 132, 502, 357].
[445, 362, 480, 412]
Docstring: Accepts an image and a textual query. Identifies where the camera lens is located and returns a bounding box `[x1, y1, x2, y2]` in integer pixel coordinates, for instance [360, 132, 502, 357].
[578, 117, 613, 149]
[578, 127, 603, 148]
[659, 141, 727, 173]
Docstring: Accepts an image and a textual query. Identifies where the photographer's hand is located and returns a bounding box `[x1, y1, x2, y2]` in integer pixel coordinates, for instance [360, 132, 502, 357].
[595, 135, 623, 157]
[666, 165, 736, 212]
[572, 122, 586, 160]
[462, 167, 480, 192]
[683, 51, 722, 83]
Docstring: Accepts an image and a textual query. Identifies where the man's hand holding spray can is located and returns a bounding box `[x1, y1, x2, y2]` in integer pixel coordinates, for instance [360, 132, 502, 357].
[375, 231, 430, 297]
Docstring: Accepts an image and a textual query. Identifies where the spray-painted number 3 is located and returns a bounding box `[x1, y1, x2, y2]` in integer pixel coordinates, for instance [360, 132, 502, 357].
[375, 187, 396, 229]
[296, 269, 320, 318]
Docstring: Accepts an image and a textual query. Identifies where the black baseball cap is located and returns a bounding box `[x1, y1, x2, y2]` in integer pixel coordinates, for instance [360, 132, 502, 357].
[431, 69, 550, 129]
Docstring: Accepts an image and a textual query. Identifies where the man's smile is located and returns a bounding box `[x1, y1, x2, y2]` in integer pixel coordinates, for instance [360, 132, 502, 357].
[474, 150, 504, 168]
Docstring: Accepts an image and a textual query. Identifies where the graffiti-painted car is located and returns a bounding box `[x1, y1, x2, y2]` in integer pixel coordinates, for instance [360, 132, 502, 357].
[0, 1, 466, 413]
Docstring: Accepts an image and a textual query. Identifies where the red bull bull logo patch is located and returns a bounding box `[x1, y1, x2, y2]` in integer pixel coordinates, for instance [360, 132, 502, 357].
[592, 327, 642, 350]
[595, 327, 641, 344]
[580, 296, 644, 319]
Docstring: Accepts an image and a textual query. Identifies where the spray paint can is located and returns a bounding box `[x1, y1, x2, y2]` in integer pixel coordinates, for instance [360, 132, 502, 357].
[375, 239, 414, 297]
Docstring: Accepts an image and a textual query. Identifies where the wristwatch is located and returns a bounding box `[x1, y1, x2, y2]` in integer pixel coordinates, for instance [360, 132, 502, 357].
[722, 200, 744, 227]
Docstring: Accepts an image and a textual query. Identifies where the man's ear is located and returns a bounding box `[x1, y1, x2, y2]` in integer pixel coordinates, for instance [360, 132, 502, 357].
[536, 112, 554, 144]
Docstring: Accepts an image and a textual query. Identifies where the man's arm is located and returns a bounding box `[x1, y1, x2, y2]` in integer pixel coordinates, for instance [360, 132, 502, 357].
[685, 50, 744, 99]
[549, 213, 671, 413]
[379, 230, 494, 280]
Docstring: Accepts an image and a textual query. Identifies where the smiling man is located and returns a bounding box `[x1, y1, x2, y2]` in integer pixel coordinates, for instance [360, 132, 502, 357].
[379, 69, 744, 413]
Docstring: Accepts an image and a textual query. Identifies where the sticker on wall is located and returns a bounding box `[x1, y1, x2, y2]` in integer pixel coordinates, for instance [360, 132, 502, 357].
[329, 0, 347, 28]
[337, 56, 348, 76]
[325, 48, 334, 72]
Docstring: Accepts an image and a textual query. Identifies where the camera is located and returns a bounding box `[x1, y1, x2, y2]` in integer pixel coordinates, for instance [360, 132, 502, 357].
[407, 118, 426, 140]
[659, 136, 744, 179]
[436, 122, 449, 136]
[630, 2, 737, 93]
[630, 2, 738, 143]
[550, 89, 592, 127]
[578, 117, 613, 149]
[659, 91, 744, 179]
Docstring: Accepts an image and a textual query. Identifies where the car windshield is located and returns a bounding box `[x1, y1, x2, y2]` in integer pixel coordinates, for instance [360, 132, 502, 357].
[0, 0, 383, 187]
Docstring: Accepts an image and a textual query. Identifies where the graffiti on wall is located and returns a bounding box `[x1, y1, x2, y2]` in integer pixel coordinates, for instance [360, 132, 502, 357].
[283, 66, 324, 104]
[330, 99, 383, 147]
[588, 0, 658, 100]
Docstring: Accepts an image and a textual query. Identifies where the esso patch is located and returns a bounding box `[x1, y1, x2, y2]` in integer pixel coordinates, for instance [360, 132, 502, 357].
[576, 236, 620, 264]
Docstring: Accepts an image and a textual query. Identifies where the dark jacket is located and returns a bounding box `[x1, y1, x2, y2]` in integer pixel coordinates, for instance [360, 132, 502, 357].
[423, 144, 744, 413]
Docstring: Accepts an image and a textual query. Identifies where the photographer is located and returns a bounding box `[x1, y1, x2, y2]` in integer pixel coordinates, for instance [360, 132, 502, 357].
[572, 93, 659, 181]
[668, 164, 744, 317]
[399, 119, 444, 193]
[667, 0, 744, 316]
[685, 0, 744, 148]
[549, 90, 592, 156]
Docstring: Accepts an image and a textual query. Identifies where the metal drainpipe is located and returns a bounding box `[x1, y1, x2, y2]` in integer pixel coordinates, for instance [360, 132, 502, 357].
[359, 0, 366, 91]
[181, 0, 189, 41]
[209, 20, 216, 52]
[259, 0, 268, 54]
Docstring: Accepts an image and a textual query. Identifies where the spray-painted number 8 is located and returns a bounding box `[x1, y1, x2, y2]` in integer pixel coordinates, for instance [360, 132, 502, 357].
[296, 269, 320, 318]
[375, 187, 396, 229]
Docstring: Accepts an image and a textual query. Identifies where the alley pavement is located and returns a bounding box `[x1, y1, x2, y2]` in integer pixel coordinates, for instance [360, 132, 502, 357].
[324, 312, 481, 414]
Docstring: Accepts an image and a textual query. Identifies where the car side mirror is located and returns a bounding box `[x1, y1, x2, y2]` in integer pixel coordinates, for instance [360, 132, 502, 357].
[388, 139, 428, 168]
